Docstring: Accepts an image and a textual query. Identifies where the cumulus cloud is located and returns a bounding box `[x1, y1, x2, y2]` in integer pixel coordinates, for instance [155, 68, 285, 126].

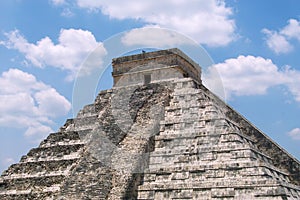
[283, 68, 300, 102]
[76, 0, 236, 47]
[0, 68, 71, 141]
[1, 29, 106, 80]
[287, 128, 300, 140]
[263, 19, 300, 54]
[121, 26, 195, 48]
[24, 125, 54, 143]
[262, 29, 293, 54]
[210, 55, 300, 102]
[281, 19, 300, 41]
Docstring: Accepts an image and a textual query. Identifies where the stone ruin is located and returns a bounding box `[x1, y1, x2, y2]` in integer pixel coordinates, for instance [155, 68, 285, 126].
[0, 48, 299, 199]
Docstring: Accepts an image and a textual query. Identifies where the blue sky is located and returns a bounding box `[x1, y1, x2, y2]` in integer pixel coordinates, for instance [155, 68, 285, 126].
[0, 0, 300, 173]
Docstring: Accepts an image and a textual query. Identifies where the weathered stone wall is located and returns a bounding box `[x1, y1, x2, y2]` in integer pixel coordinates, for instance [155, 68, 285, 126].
[112, 48, 202, 85]
[113, 64, 184, 87]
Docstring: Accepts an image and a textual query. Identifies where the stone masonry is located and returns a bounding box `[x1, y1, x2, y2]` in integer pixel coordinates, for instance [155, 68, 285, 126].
[0, 48, 299, 199]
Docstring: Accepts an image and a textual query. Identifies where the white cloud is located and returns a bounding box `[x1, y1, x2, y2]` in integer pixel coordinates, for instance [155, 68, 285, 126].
[49, 0, 74, 17]
[281, 19, 300, 41]
[0, 67, 47, 94]
[287, 128, 300, 140]
[211, 55, 300, 102]
[212, 55, 283, 97]
[121, 26, 194, 48]
[25, 125, 54, 143]
[283, 68, 300, 102]
[50, 0, 66, 6]
[76, 0, 236, 47]
[1, 29, 106, 80]
[61, 8, 74, 17]
[35, 88, 71, 117]
[262, 29, 293, 54]
[0, 68, 71, 141]
[263, 19, 300, 54]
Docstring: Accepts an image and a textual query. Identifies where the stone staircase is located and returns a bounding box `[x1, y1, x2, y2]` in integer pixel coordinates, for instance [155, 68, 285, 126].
[0, 83, 172, 199]
[138, 78, 300, 199]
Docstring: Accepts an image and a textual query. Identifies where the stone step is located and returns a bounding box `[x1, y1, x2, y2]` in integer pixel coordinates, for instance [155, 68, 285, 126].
[0, 174, 65, 191]
[138, 186, 299, 200]
[1, 170, 68, 181]
[76, 104, 96, 118]
[149, 151, 266, 167]
[19, 143, 84, 162]
[138, 179, 300, 198]
[150, 149, 272, 166]
[138, 178, 282, 190]
[0, 191, 58, 200]
[39, 140, 84, 148]
[145, 161, 290, 178]
[165, 101, 215, 110]
[73, 115, 99, 128]
[41, 131, 81, 145]
[142, 167, 290, 184]
[2, 159, 78, 176]
[155, 130, 255, 145]
[150, 143, 265, 158]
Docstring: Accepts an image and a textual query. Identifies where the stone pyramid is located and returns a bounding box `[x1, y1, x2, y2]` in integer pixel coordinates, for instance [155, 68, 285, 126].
[0, 48, 299, 199]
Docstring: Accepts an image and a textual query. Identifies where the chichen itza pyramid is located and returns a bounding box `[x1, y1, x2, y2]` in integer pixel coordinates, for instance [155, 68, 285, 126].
[0, 48, 299, 199]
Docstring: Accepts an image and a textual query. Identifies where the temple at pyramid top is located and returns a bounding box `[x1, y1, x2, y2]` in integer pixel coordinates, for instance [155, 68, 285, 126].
[112, 48, 202, 86]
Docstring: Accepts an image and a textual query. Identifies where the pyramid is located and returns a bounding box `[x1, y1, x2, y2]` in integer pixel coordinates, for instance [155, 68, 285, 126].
[0, 48, 299, 199]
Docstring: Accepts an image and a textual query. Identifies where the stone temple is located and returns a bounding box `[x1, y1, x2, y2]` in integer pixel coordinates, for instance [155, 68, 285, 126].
[0, 48, 300, 199]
